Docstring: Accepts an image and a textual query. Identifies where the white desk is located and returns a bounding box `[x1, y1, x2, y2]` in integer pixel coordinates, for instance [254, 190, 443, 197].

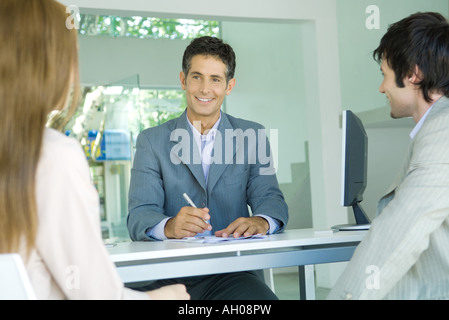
[107, 229, 366, 300]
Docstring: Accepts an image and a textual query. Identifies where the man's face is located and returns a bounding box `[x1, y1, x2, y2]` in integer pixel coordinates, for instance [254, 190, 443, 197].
[379, 59, 417, 119]
[180, 54, 235, 124]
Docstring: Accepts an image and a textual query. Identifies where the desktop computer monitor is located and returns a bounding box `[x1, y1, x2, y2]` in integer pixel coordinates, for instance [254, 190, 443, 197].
[334, 110, 371, 231]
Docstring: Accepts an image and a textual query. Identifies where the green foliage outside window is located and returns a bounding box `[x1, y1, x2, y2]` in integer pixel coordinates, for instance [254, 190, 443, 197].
[78, 14, 220, 40]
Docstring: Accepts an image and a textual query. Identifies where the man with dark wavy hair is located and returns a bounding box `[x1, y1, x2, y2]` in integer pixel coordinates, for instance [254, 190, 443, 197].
[328, 12, 449, 300]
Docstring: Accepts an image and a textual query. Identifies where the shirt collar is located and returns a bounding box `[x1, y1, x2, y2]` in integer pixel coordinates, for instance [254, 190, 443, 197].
[410, 106, 433, 140]
[186, 112, 221, 141]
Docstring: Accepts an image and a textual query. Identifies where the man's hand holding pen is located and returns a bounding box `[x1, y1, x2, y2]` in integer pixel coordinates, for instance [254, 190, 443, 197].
[165, 206, 212, 239]
[165, 193, 269, 239]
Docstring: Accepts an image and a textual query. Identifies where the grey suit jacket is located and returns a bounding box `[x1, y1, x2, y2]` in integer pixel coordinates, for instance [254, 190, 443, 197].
[328, 96, 449, 300]
[127, 111, 288, 241]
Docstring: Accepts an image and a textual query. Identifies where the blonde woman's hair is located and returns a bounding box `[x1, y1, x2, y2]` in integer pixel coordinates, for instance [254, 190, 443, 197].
[0, 0, 80, 254]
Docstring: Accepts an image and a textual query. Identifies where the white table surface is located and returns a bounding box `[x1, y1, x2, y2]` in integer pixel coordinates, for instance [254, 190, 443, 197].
[107, 228, 366, 299]
[108, 229, 366, 262]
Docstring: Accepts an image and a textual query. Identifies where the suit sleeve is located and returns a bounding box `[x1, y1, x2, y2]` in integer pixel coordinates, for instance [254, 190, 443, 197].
[127, 131, 168, 241]
[327, 149, 449, 299]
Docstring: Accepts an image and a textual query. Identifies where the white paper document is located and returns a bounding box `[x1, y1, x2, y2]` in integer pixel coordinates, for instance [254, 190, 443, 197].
[167, 234, 267, 244]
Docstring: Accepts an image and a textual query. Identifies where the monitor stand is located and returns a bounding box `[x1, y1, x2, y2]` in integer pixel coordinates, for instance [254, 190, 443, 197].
[332, 202, 371, 231]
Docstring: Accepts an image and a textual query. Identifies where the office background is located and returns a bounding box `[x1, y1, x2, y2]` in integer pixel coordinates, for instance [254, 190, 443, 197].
[60, 0, 449, 290]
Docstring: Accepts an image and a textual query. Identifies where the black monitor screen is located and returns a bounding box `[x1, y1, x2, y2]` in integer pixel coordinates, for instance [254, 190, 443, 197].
[337, 110, 370, 230]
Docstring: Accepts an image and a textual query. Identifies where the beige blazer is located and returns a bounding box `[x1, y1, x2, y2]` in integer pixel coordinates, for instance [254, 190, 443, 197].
[328, 96, 449, 300]
[21, 129, 148, 299]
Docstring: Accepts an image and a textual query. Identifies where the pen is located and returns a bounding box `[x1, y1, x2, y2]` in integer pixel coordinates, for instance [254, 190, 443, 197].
[183, 193, 210, 225]
[183, 193, 197, 208]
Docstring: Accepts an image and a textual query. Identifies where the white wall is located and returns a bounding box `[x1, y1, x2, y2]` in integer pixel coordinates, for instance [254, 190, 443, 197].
[78, 36, 188, 87]
[221, 21, 307, 184]
[337, 0, 449, 114]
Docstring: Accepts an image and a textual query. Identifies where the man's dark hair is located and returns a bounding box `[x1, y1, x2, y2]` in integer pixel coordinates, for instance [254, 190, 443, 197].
[182, 36, 236, 83]
[373, 12, 449, 102]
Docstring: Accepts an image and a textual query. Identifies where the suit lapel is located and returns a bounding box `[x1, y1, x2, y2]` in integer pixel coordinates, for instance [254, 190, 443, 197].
[170, 111, 207, 191]
[379, 96, 449, 207]
[385, 96, 449, 195]
[377, 138, 413, 215]
[385, 142, 413, 195]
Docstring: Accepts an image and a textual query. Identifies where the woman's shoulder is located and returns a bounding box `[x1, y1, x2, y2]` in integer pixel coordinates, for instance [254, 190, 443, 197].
[42, 128, 84, 158]
[39, 128, 88, 174]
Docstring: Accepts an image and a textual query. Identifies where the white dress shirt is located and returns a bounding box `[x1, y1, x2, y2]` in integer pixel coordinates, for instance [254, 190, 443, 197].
[410, 105, 433, 139]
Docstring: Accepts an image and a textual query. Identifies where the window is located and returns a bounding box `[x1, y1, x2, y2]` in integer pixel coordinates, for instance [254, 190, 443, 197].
[78, 14, 220, 40]
[138, 89, 186, 129]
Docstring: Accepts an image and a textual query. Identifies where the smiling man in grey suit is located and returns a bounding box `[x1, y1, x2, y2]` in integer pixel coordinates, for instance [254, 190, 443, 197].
[328, 12, 449, 300]
[127, 36, 288, 300]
